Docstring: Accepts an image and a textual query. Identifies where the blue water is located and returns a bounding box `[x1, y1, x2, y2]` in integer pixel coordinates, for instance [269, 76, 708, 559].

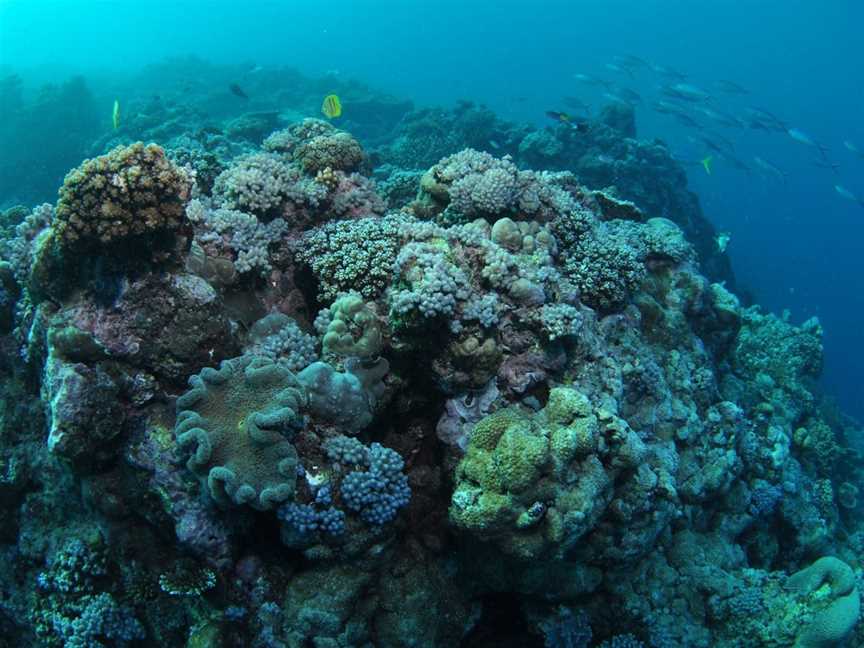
[2, 0, 862, 418]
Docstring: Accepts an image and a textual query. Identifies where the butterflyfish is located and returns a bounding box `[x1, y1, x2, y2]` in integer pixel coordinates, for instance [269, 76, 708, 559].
[322, 94, 342, 119]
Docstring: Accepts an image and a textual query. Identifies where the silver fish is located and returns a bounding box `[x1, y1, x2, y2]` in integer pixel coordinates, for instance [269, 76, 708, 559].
[650, 62, 688, 81]
[844, 140, 864, 158]
[614, 54, 649, 69]
[753, 156, 787, 182]
[573, 73, 612, 89]
[696, 107, 743, 128]
[662, 83, 712, 103]
[788, 128, 829, 159]
[835, 185, 864, 207]
[651, 100, 686, 115]
[715, 79, 749, 95]
[675, 113, 702, 129]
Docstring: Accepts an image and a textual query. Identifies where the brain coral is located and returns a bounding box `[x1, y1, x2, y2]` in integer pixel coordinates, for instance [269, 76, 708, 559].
[175, 355, 307, 510]
[786, 556, 860, 648]
[54, 142, 190, 250]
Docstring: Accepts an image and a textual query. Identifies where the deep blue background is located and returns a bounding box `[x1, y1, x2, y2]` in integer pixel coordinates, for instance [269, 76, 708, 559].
[2, 0, 862, 418]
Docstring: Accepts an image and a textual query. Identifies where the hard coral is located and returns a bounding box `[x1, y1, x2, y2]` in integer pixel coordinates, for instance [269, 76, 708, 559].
[54, 142, 189, 250]
[295, 132, 364, 174]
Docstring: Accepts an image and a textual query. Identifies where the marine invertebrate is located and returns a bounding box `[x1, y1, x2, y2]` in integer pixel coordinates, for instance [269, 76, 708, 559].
[537, 606, 592, 648]
[246, 313, 318, 371]
[450, 387, 643, 559]
[296, 358, 388, 431]
[212, 152, 300, 217]
[295, 131, 364, 174]
[53, 142, 190, 251]
[418, 148, 577, 223]
[263, 118, 336, 155]
[320, 292, 383, 359]
[340, 442, 411, 525]
[158, 560, 217, 596]
[194, 202, 288, 276]
[175, 355, 307, 510]
[786, 556, 860, 648]
[559, 222, 646, 311]
[389, 241, 471, 326]
[294, 215, 402, 300]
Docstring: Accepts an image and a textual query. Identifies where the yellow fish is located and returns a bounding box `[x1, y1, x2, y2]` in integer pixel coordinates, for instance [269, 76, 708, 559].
[112, 99, 120, 129]
[701, 155, 713, 175]
[321, 94, 342, 119]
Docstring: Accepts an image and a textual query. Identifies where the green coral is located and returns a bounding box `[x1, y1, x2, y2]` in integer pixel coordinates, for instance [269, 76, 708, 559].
[321, 292, 383, 359]
[786, 556, 860, 648]
[175, 355, 307, 511]
[449, 387, 618, 560]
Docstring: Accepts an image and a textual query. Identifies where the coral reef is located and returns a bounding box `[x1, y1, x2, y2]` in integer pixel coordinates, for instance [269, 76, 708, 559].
[0, 100, 861, 648]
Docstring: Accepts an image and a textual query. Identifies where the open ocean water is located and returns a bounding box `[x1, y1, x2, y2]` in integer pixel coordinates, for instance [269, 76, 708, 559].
[0, 2, 862, 647]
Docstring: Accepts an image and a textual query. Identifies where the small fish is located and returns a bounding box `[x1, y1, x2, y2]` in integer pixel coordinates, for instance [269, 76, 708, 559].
[651, 100, 686, 115]
[112, 99, 120, 129]
[720, 153, 751, 173]
[696, 106, 743, 128]
[488, 139, 500, 150]
[835, 185, 864, 207]
[649, 62, 688, 81]
[715, 231, 731, 253]
[701, 134, 735, 155]
[701, 156, 713, 175]
[813, 160, 840, 174]
[715, 79, 749, 95]
[744, 107, 786, 131]
[573, 73, 612, 89]
[662, 83, 712, 103]
[753, 156, 787, 183]
[322, 93, 342, 119]
[614, 87, 642, 104]
[546, 110, 572, 123]
[229, 83, 248, 99]
[746, 118, 772, 133]
[546, 111, 589, 132]
[605, 62, 634, 78]
[787, 128, 829, 159]
[674, 113, 702, 129]
[614, 54, 649, 69]
[602, 92, 634, 107]
[843, 140, 864, 158]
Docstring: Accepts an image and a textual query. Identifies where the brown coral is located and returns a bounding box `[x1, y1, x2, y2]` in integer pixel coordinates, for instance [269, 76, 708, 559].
[54, 142, 190, 250]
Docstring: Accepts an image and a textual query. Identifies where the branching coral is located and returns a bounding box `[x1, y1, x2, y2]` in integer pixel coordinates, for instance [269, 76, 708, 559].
[295, 215, 402, 300]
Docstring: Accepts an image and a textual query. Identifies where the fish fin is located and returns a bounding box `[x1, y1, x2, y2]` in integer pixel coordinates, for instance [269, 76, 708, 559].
[701, 156, 713, 175]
